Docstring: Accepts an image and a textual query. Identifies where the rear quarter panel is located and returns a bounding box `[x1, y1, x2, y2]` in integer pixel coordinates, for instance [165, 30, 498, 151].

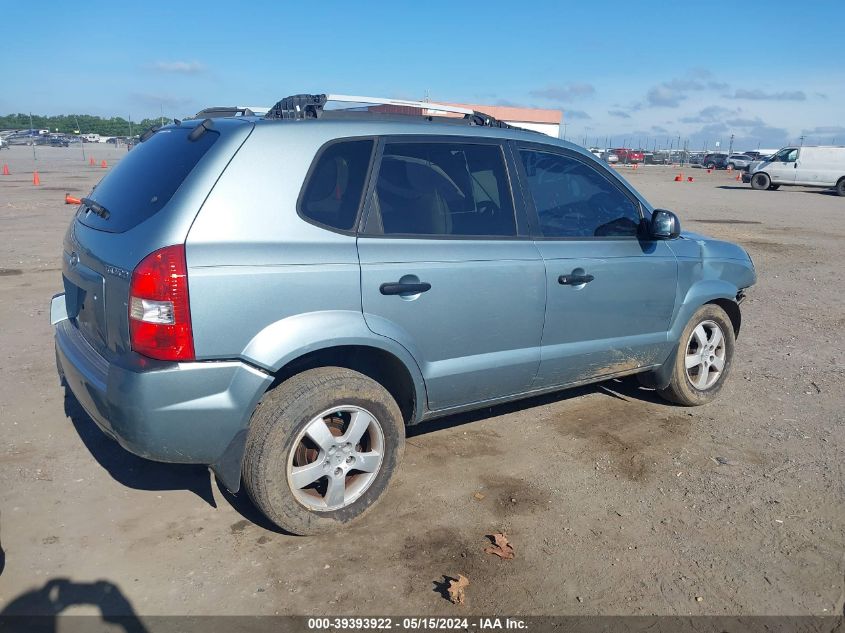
[185, 125, 363, 360]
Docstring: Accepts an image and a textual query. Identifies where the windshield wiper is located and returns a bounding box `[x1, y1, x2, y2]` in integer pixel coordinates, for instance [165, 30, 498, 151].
[81, 197, 110, 220]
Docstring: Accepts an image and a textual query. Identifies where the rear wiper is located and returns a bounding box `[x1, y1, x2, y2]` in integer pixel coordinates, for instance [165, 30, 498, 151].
[81, 197, 110, 220]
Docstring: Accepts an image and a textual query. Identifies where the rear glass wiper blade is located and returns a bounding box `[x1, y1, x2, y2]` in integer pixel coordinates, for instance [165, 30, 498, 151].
[81, 197, 110, 220]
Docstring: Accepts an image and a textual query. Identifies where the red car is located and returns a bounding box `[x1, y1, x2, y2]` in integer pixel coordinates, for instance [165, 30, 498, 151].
[612, 148, 644, 164]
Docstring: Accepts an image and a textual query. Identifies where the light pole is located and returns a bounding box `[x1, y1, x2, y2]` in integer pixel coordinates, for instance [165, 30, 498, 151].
[29, 112, 36, 161]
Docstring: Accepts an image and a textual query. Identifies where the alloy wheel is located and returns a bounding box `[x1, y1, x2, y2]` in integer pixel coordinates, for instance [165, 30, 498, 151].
[684, 320, 727, 390]
[287, 406, 385, 511]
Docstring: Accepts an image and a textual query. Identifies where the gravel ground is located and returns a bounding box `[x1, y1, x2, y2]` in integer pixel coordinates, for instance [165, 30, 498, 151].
[0, 145, 842, 618]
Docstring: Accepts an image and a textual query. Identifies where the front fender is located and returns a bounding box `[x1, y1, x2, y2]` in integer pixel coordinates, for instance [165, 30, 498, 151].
[670, 278, 742, 341]
[649, 277, 748, 390]
[241, 309, 427, 422]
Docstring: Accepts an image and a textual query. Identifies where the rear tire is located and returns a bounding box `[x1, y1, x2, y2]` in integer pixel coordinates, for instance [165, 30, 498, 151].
[836, 178, 845, 197]
[657, 304, 736, 406]
[243, 367, 404, 535]
[751, 172, 771, 190]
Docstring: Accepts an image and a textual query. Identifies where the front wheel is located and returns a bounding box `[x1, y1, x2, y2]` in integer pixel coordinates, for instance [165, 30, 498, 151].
[243, 367, 405, 535]
[657, 304, 736, 406]
[751, 172, 771, 190]
[836, 179, 845, 197]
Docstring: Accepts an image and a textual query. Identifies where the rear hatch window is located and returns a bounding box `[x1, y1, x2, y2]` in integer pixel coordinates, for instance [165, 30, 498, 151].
[78, 126, 219, 233]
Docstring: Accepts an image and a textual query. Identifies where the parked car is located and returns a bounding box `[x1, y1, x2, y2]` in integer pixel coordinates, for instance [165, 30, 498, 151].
[51, 93, 757, 534]
[48, 135, 70, 147]
[601, 150, 619, 164]
[725, 154, 753, 171]
[612, 147, 645, 164]
[5, 130, 42, 146]
[701, 153, 728, 169]
[744, 146, 845, 195]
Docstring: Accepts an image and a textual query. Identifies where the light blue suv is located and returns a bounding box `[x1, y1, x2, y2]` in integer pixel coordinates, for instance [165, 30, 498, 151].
[51, 94, 756, 534]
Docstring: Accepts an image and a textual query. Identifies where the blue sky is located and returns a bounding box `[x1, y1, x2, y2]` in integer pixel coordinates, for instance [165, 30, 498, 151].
[2, 0, 843, 149]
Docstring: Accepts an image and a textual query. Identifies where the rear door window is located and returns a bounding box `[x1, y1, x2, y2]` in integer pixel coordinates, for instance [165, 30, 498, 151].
[367, 141, 517, 237]
[78, 126, 219, 233]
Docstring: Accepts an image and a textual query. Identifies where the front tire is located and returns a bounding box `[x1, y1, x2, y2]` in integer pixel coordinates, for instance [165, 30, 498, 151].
[243, 367, 404, 535]
[751, 172, 771, 190]
[657, 304, 736, 406]
[836, 178, 845, 197]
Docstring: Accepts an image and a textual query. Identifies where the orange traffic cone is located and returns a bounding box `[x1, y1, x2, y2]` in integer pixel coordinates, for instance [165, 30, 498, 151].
[706, 168, 712, 174]
[735, 174, 741, 181]
[65, 193, 82, 205]
[89, 157, 95, 166]
[2, 164, 9, 176]
[100, 159, 107, 169]
[687, 176, 694, 182]
[32, 171, 41, 186]
[674, 172, 684, 182]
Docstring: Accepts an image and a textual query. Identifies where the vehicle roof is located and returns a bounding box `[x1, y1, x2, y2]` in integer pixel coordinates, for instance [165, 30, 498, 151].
[243, 115, 592, 156]
[179, 115, 652, 211]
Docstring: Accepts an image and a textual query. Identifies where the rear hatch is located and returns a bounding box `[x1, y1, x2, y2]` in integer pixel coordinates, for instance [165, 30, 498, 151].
[61, 119, 253, 359]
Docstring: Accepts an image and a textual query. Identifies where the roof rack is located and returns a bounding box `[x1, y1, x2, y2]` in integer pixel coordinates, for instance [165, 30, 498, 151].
[264, 93, 513, 129]
[190, 106, 268, 119]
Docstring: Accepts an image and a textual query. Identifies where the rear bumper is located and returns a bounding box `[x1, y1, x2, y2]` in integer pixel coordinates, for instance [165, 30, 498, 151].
[54, 308, 273, 489]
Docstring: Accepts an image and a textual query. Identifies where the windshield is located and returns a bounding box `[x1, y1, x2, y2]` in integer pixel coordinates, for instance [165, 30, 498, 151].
[78, 126, 219, 233]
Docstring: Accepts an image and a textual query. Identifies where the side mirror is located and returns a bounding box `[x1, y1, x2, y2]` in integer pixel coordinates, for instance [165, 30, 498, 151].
[651, 209, 681, 239]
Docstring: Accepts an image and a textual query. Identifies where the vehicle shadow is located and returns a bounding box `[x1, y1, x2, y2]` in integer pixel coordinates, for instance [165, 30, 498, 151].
[216, 375, 671, 534]
[408, 375, 670, 439]
[0, 578, 147, 633]
[63, 387, 216, 507]
[0, 515, 5, 578]
[214, 484, 289, 535]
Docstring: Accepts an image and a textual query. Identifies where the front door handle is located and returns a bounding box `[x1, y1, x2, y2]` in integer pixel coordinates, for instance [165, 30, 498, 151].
[380, 281, 432, 296]
[558, 273, 594, 286]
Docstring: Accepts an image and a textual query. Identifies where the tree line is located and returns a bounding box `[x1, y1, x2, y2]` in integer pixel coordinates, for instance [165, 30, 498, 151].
[0, 113, 172, 137]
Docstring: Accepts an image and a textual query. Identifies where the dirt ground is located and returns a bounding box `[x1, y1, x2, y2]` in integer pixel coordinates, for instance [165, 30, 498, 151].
[0, 144, 843, 618]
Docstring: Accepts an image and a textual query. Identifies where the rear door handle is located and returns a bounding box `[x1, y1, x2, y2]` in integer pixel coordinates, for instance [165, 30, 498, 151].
[380, 282, 432, 295]
[558, 274, 594, 286]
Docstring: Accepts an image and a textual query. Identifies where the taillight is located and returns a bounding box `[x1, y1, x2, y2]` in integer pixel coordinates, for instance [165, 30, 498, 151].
[128, 244, 195, 361]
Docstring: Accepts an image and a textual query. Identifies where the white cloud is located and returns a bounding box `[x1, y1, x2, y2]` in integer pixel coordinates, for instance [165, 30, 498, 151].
[148, 60, 206, 74]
